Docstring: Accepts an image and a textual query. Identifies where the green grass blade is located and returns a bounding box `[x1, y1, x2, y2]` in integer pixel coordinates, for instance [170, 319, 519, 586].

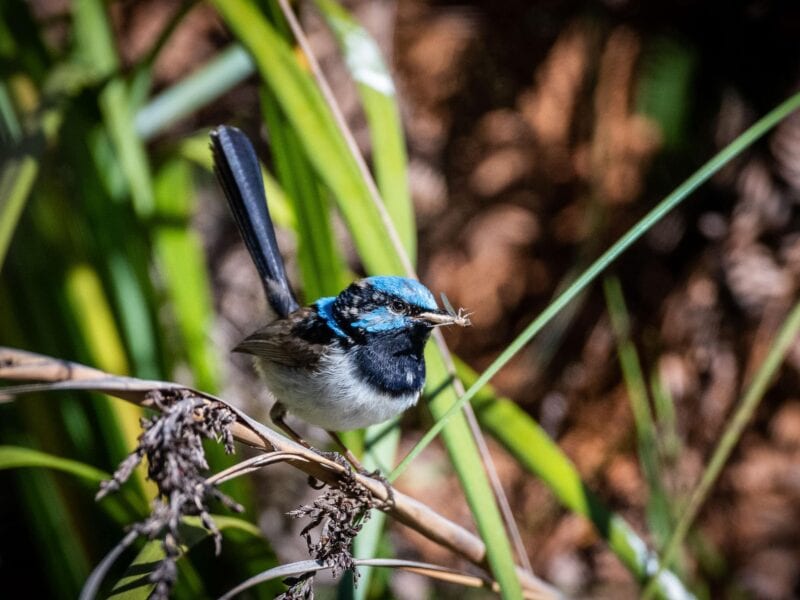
[643, 298, 800, 598]
[64, 263, 149, 494]
[99, 79, 155, 217]
[17, 466, 91, 597]
[72, 0, 155, 216]
[393, 90, 800, 479]
[0, 444, 108, 482]
[153, 157, 220, 391]
[0, 150, 38, 266]
[313, 0, 415, 262]
[0, 444, 143, 523]
[212, 3, 525, 593]
[459, 359, 693, 599]
[260, 86, 348, 300]
[71, 0, 116, 76]
[604, 276, 672, 547]
[417, 347, 525, 599]
[636, 37, 695, 150]
[107, 516, 266, 599]
[346, 418, 401, 600]
[135, 46, 255, 141]
[0, 92, 63, 269]
[650, 369, 681, 464]
[210, 0, 404, 276]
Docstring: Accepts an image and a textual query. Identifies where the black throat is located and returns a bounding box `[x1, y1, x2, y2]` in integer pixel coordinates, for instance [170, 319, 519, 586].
[349, 324, 430, 397]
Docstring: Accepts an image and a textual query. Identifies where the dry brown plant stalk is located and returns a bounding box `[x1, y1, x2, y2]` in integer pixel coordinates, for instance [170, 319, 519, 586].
[0, 346, 558, 599]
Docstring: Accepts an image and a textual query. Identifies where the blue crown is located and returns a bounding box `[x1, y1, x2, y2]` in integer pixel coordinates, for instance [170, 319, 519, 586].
[364, 276, 438, 311]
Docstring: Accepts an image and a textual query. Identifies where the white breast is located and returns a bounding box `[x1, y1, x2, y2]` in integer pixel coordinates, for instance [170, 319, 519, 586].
[254, 347, 420, 431]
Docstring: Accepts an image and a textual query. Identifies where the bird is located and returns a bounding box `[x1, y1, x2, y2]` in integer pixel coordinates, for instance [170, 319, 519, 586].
[209, 125, 469, 455]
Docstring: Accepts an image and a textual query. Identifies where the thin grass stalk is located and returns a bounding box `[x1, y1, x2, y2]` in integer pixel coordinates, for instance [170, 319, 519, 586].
[274, 0, 414, 276]
[312, 0, 416, 261]
[604, 276, 672, 546]
[268, 1, 528, 591]
[650, 368, 682, 464]
[642, 298, 800, 598]
[462, 358, 691, 599]
[392, 90, 800, 478]
[222, 557, 517, 599]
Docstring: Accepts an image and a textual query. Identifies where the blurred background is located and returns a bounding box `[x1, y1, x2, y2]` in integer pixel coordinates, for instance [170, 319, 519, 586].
[2, 0, 800, 598]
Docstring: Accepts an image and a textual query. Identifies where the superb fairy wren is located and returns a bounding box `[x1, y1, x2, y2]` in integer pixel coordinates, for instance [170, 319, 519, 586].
[209, 126, 469, 443]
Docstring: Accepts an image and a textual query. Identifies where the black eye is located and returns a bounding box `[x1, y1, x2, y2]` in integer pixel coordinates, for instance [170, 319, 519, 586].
[388, 300, 405, 314]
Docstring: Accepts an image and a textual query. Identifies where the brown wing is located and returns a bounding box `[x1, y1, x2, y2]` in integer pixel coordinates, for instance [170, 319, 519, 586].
[233, 307, 331, 369]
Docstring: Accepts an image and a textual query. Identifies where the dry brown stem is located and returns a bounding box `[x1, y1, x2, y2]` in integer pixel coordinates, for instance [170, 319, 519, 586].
[0, 346, 558, 599]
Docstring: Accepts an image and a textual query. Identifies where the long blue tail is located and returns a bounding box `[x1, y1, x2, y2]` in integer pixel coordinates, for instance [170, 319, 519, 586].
[210, 126, 299, 318]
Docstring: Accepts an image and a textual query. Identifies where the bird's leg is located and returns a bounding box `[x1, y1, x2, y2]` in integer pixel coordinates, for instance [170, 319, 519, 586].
[270, 403, 359, 471]
[327, 430, 395, 507]
[325, 430, 366, 472]
[270, 403, 393, 503]
[269, 401, 311, 448]
[270, 402, 329, 489]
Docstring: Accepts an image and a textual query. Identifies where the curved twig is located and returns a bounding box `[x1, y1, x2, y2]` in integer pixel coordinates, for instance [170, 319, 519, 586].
[219, 557, 516, 600]
[206, 451, 312, 485]
[0, 346, 558, 598]
[79, 530, 140, 600]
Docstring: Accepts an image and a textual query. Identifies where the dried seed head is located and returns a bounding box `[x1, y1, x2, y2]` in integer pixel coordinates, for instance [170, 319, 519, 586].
[282, 466, 385, 596]
[97, 390, 240, 600]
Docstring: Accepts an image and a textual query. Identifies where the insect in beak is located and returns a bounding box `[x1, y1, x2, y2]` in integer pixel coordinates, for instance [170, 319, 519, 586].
[417, 307, 472, 328]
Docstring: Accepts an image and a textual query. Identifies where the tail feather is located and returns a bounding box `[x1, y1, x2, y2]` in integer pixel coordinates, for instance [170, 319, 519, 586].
[210, 126, 299, 318]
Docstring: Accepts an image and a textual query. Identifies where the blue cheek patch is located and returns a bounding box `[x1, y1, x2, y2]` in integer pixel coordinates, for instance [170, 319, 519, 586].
[315, 297, 348, 338]
[365, 276, 438, 310]
[352, 306, 409, 333]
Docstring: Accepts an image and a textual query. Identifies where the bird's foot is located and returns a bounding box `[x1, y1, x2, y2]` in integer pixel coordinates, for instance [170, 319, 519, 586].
[359, 467, 395, 508]
[309, 450, 394, 507]
[318, 449, 352, 469]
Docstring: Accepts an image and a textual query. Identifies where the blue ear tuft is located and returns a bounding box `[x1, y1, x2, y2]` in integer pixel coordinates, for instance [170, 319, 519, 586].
[315, 297, 348, 337]
[365, 276, 438, 310]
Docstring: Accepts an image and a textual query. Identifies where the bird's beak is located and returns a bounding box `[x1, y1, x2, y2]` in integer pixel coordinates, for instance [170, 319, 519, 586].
[416, 308, 471, 327]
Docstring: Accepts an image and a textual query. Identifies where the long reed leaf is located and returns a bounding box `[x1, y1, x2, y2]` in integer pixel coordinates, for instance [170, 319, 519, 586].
[313, 0, 415, 262]
[135, 46, 255, 142]
[210, 0, 404, 276]
[73, 0, 155, 216]
[260, 86, 348, 300]
[393, 90, 800, 478]
[0, 444, 107, 483]
[604, 276, 672, 547]
[153, 157, 220, 391]
[643, 297, 800, 598]
[213, 2, 525, 595]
